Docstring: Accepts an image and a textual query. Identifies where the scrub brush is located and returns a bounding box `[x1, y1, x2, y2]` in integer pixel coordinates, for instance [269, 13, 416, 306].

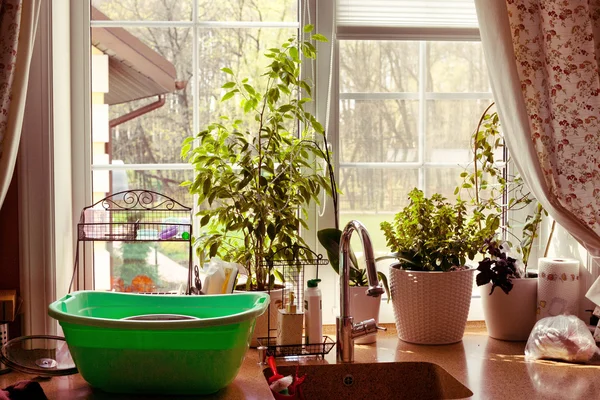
[269, 374, 294, 394]
[267, 356, 283, 384]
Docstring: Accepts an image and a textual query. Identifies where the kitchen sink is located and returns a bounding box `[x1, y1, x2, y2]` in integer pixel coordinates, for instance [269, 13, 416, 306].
[264, 361, 472, 400]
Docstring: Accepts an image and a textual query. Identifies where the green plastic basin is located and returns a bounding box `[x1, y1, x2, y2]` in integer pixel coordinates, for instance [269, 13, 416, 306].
[48, 291, 269, 395]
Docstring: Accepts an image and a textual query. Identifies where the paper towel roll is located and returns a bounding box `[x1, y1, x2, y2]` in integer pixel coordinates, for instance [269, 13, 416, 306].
[537, 258, 580, 319]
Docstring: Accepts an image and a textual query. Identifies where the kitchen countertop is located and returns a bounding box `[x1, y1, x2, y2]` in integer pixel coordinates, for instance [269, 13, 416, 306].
[2, 322, 600, 399]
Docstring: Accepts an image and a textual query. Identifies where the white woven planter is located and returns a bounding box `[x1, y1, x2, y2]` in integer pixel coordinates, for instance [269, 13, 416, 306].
[389, 265, 474, 344]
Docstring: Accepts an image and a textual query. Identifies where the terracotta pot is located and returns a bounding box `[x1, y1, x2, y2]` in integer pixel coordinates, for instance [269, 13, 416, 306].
[349, 286, 382, 344]
[389, 265, 474, 344]
[480, 278, 537, 341]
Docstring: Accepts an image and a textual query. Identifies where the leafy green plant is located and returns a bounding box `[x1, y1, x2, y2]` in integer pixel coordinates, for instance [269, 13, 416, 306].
[456, 103, 549, 274]
[380, 188, 497, 272]
[181, 26, 332, 291]
[317, 228, 390, 301]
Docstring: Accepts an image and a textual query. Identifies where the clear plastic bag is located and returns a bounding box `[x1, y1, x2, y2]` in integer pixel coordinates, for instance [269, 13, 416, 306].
[525, 315, 599, 363]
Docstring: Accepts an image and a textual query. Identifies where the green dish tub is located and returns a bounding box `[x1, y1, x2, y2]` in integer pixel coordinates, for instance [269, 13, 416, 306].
[48, 290, 269, 395]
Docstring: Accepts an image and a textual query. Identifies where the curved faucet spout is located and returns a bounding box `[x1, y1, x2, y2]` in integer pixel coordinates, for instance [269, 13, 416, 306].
[337, 220, 384, 363]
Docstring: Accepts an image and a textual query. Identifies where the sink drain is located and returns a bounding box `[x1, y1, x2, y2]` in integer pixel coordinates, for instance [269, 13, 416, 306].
[343, 374, 354, 386]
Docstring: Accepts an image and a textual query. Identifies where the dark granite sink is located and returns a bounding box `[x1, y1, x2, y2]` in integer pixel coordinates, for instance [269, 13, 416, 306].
[264, 361, 472, 400]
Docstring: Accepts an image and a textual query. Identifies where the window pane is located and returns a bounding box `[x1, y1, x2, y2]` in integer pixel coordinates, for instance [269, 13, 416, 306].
[339, 100, 419, 163]
[340, 168, 418, 255]
[92, 170, 194, 206]
[425, 167, 465, 200]
[91, 26, 192, 164]
[92, 0, 193, 21]
[199, 0, 297, 22]
[425, 99, 492, 163]
[339, 167, 418, 212]
[340, 41, 419, 93]
[427, 42, 491, 93]
[93, 241, 190, 293]
[196, 28, 298, 129]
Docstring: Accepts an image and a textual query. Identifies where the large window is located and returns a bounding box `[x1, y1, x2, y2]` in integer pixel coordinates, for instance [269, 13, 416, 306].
[85, 0, 494, 321]
[89, 0, 299, 292]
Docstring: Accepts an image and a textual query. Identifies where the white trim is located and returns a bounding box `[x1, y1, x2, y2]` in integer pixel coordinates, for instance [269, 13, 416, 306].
[53, 0, 75, 301]
[19, 0, 56, 336]
[340, 92, 493, 100]
[92, 163, 193, 171]
[70, 0, 93, 291]
[91, 20, 299, 29]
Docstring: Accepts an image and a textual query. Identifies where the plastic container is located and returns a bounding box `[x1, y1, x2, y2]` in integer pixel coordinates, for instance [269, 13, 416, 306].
[304, 279, 322, 344]
[48, 291, 269, 395]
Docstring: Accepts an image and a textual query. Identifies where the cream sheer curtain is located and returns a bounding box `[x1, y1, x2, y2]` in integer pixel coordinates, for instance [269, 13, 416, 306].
[475, 0, 600, 256]
[0, 0, 41, 209]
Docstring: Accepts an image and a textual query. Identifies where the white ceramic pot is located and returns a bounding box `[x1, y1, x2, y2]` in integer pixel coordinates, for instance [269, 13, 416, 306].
[389, 265, 475, 344]
[480, 278, 537, 341]
[248, 288, 284, 347]
[349, 286, 382, 344]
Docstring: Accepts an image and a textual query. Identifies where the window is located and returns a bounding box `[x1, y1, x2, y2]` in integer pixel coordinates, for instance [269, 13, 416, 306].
[88, 0, 300, 292]
[319, 0, 493, 322]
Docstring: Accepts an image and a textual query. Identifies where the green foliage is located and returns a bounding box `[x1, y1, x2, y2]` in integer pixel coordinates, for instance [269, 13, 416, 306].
[317, 228, 390, 301]
[456, 104, 547, 270]
[380, 188, 496, 272]
[182, 28, 332, 291]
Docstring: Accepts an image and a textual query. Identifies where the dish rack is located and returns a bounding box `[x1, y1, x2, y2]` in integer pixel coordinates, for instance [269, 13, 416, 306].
[258, 249, 334, 358]
[73, 189, 193, 294]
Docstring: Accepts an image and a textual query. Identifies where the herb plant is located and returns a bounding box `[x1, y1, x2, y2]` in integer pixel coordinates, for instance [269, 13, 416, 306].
[380, 188, 496, 272]
[181, 26, 331, 291]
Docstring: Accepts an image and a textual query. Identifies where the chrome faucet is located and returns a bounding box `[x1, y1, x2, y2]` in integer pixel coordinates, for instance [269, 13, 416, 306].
[337, 220, 385, 363]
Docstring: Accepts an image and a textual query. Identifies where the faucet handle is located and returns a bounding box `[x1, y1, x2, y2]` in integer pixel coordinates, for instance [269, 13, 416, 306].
[367, 285, 384, 297]
[376, 325, 387, 332]
[351, 318, 382, 339]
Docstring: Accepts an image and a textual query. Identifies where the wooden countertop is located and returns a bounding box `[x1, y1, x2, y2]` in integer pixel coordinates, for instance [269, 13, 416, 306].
[2, 322, 600, 399]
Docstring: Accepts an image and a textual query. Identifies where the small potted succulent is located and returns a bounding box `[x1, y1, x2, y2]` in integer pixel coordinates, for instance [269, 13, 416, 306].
[458, 103, 551, 340]
[317, 228, 390, 344]
[380, 188, 496, 345]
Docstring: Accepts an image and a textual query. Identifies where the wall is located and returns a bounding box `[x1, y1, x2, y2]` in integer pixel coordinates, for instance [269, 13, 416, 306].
[0, 173, 21, 338]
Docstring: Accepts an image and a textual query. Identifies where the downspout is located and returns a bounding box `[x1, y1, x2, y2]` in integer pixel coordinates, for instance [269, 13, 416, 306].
[109, 94, 165, 129]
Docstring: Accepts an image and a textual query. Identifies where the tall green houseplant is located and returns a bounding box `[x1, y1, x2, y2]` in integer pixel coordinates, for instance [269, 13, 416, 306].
[181, 26, 331, 291]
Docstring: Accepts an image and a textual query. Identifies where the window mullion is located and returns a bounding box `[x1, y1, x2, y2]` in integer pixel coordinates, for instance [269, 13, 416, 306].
[417, 41, 427, 191]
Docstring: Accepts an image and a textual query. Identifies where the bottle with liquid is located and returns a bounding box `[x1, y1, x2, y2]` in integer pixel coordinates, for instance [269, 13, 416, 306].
[304, 279, 322, 345]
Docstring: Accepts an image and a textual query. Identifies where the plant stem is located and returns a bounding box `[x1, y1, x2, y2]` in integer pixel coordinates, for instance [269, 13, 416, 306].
[473, 102, 495, 229]
[544, 219, 556, 258]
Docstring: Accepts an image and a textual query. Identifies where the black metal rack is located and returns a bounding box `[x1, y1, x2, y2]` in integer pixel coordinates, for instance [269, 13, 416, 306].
[73, 190, 193, 294]
[257, 249, 333, 358]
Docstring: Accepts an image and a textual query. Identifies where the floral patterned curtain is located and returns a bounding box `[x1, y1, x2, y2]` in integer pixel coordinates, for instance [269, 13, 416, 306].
[0, 0, 40, 209]
[475, 0, 600, 255]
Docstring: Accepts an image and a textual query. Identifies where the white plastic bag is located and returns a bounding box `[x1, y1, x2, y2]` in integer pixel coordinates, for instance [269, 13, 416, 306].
[525, 315, 598, 363]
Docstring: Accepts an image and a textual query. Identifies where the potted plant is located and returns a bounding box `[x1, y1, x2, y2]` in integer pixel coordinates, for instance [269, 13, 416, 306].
[458, 103, 551, 341]
[181, 26, 331, 345]
[380, 188, 496, 344]
[317, 228, 390, 344]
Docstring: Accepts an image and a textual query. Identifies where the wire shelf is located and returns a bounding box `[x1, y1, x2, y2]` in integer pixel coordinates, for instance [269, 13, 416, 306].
[73, 190, 193, 294]
[257, 336, 335, 358]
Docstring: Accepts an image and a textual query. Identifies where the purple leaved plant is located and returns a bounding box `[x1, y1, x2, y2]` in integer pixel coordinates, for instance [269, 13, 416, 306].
[476, 239, 522, 295]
